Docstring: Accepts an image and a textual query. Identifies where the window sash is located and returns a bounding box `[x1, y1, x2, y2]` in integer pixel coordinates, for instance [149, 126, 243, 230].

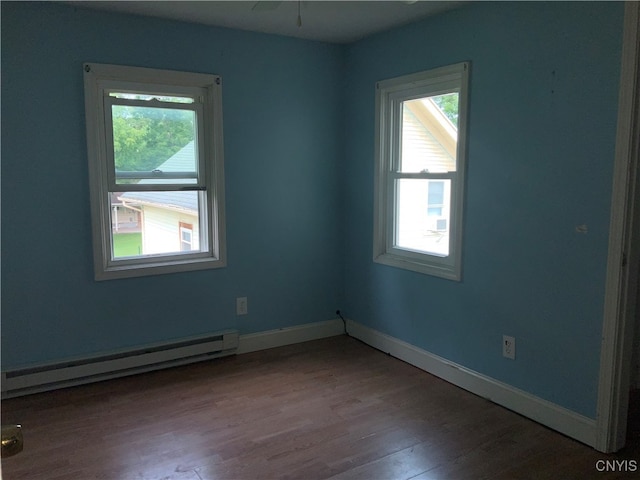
[106, 191, 211, 267]
[389, 88, 460, 175]
[103, 89, 207, 192]
[386, 173, 458, 260]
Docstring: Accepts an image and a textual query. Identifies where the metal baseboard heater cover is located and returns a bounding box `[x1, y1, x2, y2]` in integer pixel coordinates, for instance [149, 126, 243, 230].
[1, 330, 239, 398]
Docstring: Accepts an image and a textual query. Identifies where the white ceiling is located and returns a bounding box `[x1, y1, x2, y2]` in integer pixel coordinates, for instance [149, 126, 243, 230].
[65, 1, 468, 44]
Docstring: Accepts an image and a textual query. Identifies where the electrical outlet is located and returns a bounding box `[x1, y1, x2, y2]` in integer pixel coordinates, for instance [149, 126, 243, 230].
[236, 297, 248, 316]
[503, 335, 515, 360]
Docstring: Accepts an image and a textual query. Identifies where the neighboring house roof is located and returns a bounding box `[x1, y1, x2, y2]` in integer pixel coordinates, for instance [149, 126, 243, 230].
[110, 192, 124, 206]
[120, 191, 197, 213]
[149, 140, 197, 174]
[119, 141, 198, 213]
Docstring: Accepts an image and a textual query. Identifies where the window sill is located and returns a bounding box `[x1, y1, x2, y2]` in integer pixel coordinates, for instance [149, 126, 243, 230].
[96, 255, 226, 281]
[373, 251, 460, 281]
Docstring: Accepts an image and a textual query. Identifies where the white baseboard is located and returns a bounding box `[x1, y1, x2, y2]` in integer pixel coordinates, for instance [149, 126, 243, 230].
[346, 319, 598, 448]
[237, 319, 344, 355]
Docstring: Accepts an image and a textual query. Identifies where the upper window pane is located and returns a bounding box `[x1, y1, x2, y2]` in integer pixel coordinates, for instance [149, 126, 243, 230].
[400, 93, 458, 173]
[111, 105, 197, 184]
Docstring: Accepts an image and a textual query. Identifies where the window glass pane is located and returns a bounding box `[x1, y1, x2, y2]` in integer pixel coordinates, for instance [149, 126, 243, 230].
[111, 105, 196, 183]
[395, 179, 451, 256]
[110, 191, 201, 258]
[400, 93, 458, 173]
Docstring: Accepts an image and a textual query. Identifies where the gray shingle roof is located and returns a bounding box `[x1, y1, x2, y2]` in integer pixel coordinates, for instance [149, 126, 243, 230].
[120, 191, 198, 213]
[119, 141, 198, 213]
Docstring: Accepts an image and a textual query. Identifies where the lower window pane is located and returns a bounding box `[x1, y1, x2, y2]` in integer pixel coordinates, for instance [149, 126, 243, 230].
[110, 191, 201, 258]
[395, 179, 450, 256]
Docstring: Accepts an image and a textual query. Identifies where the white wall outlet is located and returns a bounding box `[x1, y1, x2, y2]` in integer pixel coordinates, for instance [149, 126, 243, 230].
[236, 297, 248, 316]
[503, 335, 516, 360]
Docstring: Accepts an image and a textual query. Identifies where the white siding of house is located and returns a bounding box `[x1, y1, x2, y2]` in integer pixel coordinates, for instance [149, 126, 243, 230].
[402, 105, 456, 173]
[141, 206, 199, 255]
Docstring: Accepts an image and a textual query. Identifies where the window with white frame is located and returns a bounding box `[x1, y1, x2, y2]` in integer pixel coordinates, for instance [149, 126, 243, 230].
[373, 62, 470, 280]
[84, 63, 226, 280]
[179, 222, 194, 252]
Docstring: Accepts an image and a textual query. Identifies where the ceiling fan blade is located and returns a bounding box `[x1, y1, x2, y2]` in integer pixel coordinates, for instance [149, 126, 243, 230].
[251, 1, 283, 12]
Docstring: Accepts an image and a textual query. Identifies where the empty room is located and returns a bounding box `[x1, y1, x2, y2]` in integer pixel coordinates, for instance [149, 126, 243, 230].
[1, 1, 639, 479]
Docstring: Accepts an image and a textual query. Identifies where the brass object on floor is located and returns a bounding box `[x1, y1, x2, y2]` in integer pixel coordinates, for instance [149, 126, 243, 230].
[1, 424, 23, 458]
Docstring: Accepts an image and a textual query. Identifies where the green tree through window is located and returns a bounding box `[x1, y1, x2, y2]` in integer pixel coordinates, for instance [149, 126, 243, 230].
[112, 106, 194, 173]
[432, 93, 459, 127]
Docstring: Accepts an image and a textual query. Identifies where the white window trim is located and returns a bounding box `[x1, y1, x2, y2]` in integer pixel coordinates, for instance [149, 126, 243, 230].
[84, 63, 226, 280]
[373, 62, 470, 281]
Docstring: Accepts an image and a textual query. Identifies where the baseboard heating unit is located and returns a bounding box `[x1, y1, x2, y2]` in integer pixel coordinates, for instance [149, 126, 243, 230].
[1, 329, 239, 398]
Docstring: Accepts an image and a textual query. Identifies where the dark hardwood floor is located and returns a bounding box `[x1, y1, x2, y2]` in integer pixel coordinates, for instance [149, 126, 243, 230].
[1, 335, 639, 479]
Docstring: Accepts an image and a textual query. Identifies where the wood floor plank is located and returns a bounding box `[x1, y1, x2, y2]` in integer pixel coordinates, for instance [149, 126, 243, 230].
[2, 336, 638, 479]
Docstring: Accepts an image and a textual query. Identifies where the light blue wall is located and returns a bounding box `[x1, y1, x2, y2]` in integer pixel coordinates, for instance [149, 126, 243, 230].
[1, 1, 625, 420]
[342, 1, 623, 418]
[1, 2, 344, 367]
